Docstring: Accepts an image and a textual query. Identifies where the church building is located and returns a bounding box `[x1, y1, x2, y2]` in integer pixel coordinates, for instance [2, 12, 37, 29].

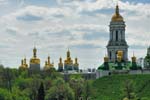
[58, 50, 79, 72]
[19, 57, 28, 70]
[43, 55, 54, 70]
[29, 47, 41, 73]
[98, 4, 135, 70]
[107, 5, 128, 62]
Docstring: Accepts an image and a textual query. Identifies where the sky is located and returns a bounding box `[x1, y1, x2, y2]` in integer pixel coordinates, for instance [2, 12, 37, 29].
[0, 0, 150, 69]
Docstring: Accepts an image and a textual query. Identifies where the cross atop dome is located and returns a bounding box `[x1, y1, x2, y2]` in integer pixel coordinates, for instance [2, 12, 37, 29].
[111, 4, 124, 22]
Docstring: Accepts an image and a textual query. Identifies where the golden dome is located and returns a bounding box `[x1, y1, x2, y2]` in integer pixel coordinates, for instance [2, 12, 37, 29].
[30, 47, 40, 64]
[111, 5, 124, 22]
[44, 56, 54, 70]
[131, 52, 136, 62]
[104, 56, 109, 62]
[30, 58, 40, 64]
[19, 58, 28, 69]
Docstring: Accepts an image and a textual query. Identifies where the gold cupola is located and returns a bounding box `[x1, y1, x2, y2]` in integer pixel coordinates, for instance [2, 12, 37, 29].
[44, 61, 48, 67]
[58, 57, 63, 67]
[19, 59, 24, 68]
[30, 47, 40, 64]
[19, 57, 28, 69]
[111, 5, 124, 22]
[59, 57, 62, 64]
[23, 57, 28, 68]
[131, 52, 136, 62]
[74, 57, 79, 67]
[67, 49, 71, 59]
[65, 49, 73, 64]
[104, 54, 109, 62]
[75, 58, 78, 64]
[44, 55, 54, 70]
[48, 56, 50, 65]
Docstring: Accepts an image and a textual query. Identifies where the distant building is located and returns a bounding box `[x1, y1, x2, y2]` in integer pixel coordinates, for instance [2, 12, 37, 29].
[144, 47, 150, 69]
[98, 4, 141, 70]
[19, 57, 28, 70]
[58, 57, 63, 72]
[58, 50, 79, 72]
[29, 47, 40, 73]
[43, 56, 54, 71]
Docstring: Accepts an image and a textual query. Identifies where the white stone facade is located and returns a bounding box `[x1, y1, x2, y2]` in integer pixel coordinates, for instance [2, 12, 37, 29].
[107, 21, 128, 62]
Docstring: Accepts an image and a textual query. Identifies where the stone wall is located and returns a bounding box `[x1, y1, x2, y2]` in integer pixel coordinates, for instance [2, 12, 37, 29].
[96, 69, 150, 79]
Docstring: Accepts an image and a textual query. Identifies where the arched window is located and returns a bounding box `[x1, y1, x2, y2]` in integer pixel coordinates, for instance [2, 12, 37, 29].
[116, 30, 118, 41]
[109, 51, 112, 59]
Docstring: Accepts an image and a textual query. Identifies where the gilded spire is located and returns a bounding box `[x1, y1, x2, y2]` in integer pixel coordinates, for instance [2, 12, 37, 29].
[116, 4, 119, 15]
[75, 57, 78, 64]
[21, 59, 24, 66]
[48, 56, 50, 65]
[132, 52, 136, 62]
[59, 57, 62, 63]
[67, 49, 70, 58]
[111, 4, 124, 22]
[45, 61, 48, 66]
[33, 47, 37, 58]
[24, 57, 27, 64]
[23, 57, 28, 68]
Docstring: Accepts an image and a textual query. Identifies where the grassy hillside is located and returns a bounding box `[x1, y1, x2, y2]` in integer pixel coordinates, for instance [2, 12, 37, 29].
[91, 74, 150, 100]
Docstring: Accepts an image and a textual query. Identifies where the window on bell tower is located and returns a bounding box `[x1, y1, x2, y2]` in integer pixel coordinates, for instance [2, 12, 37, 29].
[109, 51, 112, 59]
[116, 30, 118, 41]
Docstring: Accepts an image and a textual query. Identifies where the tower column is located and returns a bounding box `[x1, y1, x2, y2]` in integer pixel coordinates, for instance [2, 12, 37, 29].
[118, 30, 121, 41]
[113, 30, 116, 41]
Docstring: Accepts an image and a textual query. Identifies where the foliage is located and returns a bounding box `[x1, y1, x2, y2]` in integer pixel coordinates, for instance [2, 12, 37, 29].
[91, 74, 150, 100]
[69, 76, 84, 100]
[0, 67, 150, 100]
[45, 78, 74, 100]
[0, 88, 12, 100]
[38, 82, 45, 100]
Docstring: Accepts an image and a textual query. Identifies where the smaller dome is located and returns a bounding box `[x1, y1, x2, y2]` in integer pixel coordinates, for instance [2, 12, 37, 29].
[111, 5, 124, 22]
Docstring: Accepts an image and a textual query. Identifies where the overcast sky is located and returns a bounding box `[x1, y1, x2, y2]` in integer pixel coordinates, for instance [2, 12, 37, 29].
[0, 0, 150, 69]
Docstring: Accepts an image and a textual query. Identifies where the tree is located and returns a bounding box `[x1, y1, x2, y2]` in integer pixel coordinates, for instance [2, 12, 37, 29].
[69, 76, 84, 100]
[46, 78, 74, 100]
[29, 78, 42, 100]
[11, 87, 30, 100]
[84, 80, 92, 100]
[0, 88, 12, 100]
[3, 68, 13, 92]
[123, 80, 138, 100]
[38, 82, 45, 100]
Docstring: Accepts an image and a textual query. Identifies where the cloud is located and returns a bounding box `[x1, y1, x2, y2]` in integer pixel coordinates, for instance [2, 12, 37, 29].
[0, 0, 149, 68]
[0, 0, 8, 5]
[17, 14, 43, 21]
[71, 43, 101, 49]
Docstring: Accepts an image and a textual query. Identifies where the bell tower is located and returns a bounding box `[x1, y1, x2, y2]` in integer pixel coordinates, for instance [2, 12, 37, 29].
[107, 5, 128, 62]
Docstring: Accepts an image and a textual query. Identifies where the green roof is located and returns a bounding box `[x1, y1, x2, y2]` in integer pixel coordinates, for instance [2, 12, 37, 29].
[98, 61, 132, 70]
